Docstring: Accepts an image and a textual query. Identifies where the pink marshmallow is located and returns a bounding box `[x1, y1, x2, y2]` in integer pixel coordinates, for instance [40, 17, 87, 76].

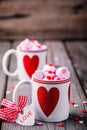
[43, 64, 56, 73]
[17, 39, 47, 51]
[56, 67, 70, 79]
[17, 39, 32, 51]
[33, 70, 44, 80]
[33, 64, 70, 81]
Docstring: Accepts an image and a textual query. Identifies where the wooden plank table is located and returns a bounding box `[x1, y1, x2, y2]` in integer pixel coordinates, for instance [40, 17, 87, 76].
[0, 40, 87, 130]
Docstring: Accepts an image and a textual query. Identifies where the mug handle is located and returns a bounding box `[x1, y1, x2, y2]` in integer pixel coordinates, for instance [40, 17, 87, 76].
[13, 80, 32, 102]
[2, 49, 18, 77]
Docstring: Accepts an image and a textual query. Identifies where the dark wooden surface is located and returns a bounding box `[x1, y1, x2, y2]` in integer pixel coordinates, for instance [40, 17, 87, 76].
[0, 0, 87, 40]
[0, 40, 87, 130]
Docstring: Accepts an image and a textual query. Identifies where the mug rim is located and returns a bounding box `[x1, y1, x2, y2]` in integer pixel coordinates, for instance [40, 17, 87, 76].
[33, 77, 71, 84]
[16, 45, 47, 53]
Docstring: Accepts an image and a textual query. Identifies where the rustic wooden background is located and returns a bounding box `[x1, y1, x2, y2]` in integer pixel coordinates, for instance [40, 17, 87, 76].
[0, 0, 87, 40]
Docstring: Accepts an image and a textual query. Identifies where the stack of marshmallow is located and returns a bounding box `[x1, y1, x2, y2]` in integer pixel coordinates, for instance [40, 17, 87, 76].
[33, 64, 70, 81]
[17, 39, 46, 51]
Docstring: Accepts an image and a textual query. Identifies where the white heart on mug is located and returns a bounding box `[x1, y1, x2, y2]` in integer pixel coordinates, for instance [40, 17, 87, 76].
[16, 104, 35, 126]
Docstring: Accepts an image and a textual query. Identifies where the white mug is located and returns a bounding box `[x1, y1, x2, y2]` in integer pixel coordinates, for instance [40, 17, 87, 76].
[13, 77, 71, 122]
[2, 47, 47, 80]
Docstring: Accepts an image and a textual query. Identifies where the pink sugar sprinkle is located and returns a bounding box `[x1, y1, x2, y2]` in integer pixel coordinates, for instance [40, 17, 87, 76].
[54, 62, 59, 66]
[68, 59, 72, 64]
[62, 69, 66, 74]
[37, 44, 42, 48]
[36, 122, 43, 126]
[31, 40, 35, 43]
[48, 64, 53, 66]
[10, 86, 15, 89]
[82, 101, 87, 104]
[79, 114, 84, 118]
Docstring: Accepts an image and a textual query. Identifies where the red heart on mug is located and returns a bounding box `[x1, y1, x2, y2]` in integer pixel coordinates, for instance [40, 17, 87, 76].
[23, 55, 39, 77]
[37, 87, 60, 117]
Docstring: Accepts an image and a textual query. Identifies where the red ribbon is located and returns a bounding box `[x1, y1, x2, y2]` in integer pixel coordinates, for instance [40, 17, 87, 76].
[0, 95, 27, 122]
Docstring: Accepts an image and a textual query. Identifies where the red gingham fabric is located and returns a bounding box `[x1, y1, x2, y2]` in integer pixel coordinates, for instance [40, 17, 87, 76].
[0, 95, 27, 122]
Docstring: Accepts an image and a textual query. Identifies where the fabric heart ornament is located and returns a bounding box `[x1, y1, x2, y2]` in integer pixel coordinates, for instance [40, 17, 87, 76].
[37, 87, 60, 117]
[16, 105, 35, 126]
[23, 55, 39, 77]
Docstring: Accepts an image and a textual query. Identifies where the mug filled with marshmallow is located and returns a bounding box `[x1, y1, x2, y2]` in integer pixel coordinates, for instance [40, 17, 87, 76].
[2, 39, 47, 80]
[13, 64, 71, 122]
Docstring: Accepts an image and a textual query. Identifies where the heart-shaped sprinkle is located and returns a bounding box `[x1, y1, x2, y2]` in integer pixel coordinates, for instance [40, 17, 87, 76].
[47, 76, 52, 80]
[82, 109, 87, 113]
[10, 86, 15, 89]
[70, 101, 75, 105]
[54, 77, 61, 80]
[57, 123, 64, 127]
[73, 117, 80, 121]
[49, 64, 53, 66]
